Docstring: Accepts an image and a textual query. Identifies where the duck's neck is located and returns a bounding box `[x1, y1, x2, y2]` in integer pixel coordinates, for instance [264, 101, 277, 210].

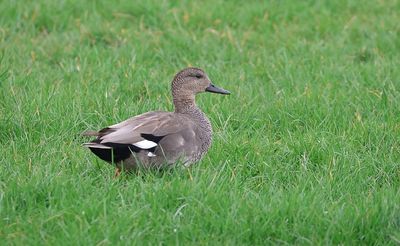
[173, 94, 211, 128]
[173, 95, 198, 114]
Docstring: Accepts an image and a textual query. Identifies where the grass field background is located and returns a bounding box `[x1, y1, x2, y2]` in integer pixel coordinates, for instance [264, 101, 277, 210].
[1, 0, 400, 244]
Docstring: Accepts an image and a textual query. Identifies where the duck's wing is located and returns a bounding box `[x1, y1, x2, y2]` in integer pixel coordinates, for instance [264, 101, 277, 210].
[83, 111, 195, 162]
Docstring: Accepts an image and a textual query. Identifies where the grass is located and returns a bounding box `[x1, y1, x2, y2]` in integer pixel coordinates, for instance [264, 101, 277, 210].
[1, 0, 400, 244]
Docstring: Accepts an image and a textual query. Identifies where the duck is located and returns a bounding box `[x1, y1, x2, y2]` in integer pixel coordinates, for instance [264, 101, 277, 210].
[82, 67, 230, 175]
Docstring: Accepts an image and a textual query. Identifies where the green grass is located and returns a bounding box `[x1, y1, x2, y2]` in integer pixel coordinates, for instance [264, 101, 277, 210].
[1, 0, 400, 244]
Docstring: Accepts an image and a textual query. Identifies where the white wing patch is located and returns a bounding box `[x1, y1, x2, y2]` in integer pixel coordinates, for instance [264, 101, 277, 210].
[133, 140, 157, 149]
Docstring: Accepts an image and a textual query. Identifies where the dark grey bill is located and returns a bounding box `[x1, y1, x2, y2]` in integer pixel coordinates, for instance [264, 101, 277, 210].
[205, 84, 230, 95]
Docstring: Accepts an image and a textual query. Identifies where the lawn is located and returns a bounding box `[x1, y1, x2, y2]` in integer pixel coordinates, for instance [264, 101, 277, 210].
[1, 0, 400, 244]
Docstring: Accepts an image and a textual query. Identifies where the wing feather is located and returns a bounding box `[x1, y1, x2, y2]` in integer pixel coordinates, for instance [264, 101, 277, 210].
[86, 111, 194, 146]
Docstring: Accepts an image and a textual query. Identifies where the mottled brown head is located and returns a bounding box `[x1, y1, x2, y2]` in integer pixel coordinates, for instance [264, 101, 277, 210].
[171, 67, 230, 100]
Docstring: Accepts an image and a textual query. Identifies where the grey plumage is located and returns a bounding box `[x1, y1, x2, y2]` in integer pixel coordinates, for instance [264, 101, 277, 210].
[82, 67, 230, 172]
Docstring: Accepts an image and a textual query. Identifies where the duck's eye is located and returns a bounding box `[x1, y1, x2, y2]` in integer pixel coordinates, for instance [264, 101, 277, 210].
[195, 74, 203, 79]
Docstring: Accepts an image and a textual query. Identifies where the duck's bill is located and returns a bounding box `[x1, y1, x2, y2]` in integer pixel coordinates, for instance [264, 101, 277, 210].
[206, 84, 231, 95]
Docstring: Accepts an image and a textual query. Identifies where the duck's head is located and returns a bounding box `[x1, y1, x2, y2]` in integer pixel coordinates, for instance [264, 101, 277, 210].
[171, 67, 230, 99]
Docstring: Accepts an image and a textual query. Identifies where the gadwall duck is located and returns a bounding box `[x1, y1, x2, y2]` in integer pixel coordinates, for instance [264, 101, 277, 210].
[83, 67, 230, 175]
